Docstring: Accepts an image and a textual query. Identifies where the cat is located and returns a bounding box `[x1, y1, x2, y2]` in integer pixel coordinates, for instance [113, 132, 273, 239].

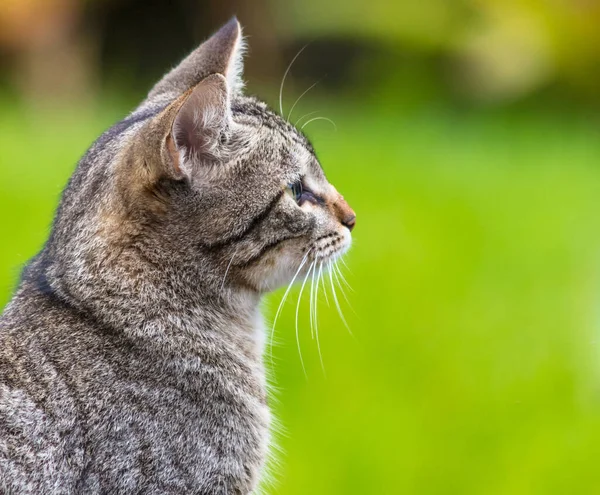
[0, 17, 355, 495]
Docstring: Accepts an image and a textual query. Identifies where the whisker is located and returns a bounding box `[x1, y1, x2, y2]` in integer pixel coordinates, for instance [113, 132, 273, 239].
[287, 80, 320, 122]
[334, 259, 354, 293]
[269, 251, 311, 366]
[332, 261, 353, 306]
[308, 261, 317, 340]
[295, 110, 319, 128]
[312, 262, 319, 340]
[333, 261, 359, 324]
[296, 259, 314, 377]
[328, 260, 352, 335]
[340, 256, 353, 273]
[314, 261, 326, 374]
[301, 116, 337, 131]
[318, 261, 329, 306]
[279, 44, 309, 117]
[219, 248, 238, 295]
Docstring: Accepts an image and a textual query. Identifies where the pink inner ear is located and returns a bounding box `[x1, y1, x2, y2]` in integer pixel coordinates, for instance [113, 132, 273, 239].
[170, 74, 231, 169]
[173, 105, 218, 164]
[173, 107, 201, 160]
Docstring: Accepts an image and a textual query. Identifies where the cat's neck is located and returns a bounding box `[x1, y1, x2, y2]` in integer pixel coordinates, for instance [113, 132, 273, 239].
[27, 250, 266, 359]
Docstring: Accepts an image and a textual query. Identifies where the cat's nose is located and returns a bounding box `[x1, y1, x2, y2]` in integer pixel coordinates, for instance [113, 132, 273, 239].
[332, 192, 356, 232]
[342, 214, 356, 232]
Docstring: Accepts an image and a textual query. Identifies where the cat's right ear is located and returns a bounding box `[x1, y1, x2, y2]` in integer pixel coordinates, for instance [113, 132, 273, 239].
[165, 73, 231, 180]
[148, 17, 245, 102]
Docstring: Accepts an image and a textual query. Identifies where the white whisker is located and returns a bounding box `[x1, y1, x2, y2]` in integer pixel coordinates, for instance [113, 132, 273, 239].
[333, 262, 358, 325]
[314, 261, 326, 374]
[328, 260, 352, 335]
[287, 80, 320, 122]
[269, 251, 311, 366]
[334, 259, 354, 293]
[332, 261, 353, 306]
[296, 259, 314, 377]
[318, 261, 329, 306]
[219, 248, 238, 295]
[310, 264, 316, 340]
[295, 110, 319, 128]
[279, 44, 309, 116]
[308, 261, 317, 340]
[340, 256, 353, 273]
[301, 116, 337, 131]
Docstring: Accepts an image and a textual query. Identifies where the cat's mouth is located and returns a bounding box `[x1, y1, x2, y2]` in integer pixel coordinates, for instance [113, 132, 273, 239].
[309, 231, 350, 263]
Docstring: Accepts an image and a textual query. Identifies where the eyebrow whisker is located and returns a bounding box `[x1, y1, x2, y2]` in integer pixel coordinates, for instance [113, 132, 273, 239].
[301, 116, 337, 131]
[287, 80, 321, 122]
[279, 44, 309, 117]
[295, 110, 319, 128]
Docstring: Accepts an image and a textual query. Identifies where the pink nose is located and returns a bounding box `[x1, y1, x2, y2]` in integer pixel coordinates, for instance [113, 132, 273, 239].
[333, 194, 356, 232]
[342, 214, 356, 231]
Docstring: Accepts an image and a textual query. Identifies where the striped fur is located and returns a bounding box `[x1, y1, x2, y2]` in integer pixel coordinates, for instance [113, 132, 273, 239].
[0, 18, 354, 494]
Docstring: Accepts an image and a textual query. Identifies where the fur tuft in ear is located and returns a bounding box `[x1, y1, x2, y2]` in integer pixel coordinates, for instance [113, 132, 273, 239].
[169, 74, 231, 179]
[148, 17, 245, 103]
[225, 25, 246, 94]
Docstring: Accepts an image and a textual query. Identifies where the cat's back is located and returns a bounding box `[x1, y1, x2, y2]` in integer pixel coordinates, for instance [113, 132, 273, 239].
[0, 281, 94, 494]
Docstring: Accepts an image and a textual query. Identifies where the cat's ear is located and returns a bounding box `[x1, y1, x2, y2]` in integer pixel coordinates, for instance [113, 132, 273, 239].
[148, 17, 245, 101]
[166, 73, 231, 179]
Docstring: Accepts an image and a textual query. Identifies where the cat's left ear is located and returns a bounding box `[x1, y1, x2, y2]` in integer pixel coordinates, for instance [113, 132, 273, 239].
[148, 17, 245, 101]
[165, 73, 232, 180]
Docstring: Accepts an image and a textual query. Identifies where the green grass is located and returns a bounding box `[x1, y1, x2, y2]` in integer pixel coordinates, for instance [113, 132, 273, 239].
[2, 99, 600, 493]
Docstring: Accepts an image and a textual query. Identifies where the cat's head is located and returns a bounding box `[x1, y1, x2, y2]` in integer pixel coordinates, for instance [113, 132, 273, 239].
[49, 18, 355, 298]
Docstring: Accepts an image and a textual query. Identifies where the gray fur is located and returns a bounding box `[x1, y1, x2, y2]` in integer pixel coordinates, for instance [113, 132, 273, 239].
[0, 17, 355, 494]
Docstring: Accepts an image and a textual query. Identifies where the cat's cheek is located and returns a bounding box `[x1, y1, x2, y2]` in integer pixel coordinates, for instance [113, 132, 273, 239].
[243, 244, 309, 293]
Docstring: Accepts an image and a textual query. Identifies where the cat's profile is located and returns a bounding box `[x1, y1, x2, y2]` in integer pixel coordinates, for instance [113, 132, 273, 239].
[0, 18, 355, 494]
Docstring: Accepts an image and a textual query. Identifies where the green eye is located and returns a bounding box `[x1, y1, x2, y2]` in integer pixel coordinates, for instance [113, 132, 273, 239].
[286, 181, 303, 203]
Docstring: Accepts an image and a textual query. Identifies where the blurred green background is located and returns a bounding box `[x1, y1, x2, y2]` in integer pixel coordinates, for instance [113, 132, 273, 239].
[2, 0, 600, 493]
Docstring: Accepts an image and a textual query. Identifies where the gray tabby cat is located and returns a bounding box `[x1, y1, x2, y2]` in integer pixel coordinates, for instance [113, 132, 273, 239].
[0, 18, 355, 494]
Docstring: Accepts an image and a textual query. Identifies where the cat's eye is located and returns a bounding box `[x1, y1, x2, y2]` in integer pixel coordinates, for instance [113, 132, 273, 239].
[285, 181, 303, 203]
